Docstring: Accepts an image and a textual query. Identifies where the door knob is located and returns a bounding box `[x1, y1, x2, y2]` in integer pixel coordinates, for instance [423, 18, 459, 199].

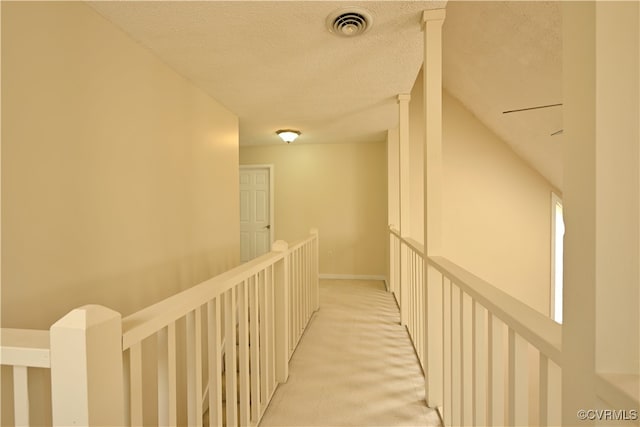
[264, 225, 271, 230]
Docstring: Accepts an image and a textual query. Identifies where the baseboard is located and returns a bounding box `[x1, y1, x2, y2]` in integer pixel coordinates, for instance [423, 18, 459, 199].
[319, 273, 387, 284]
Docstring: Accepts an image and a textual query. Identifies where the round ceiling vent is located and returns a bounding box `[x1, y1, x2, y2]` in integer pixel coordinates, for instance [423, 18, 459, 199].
[326, 7, 373, 37]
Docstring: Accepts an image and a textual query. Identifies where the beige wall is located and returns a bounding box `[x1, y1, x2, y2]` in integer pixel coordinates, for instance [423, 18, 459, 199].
[1, 2, 240, 331]
[442, 91, 555, 315]
[240, 142, 387, 276]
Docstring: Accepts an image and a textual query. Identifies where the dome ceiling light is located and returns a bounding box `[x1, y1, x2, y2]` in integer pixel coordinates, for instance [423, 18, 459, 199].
[276, 129, 301, 143]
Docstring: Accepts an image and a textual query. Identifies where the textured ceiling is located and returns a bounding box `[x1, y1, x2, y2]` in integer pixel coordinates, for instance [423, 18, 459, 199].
[89, 1, 562, 189]
[90, 1, 445, 147]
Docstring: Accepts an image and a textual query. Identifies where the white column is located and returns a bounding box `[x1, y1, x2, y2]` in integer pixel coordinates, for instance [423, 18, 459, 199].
[422, 8, 446, 409]
[562, 2, 639, 424]
[398, 93, 411, 326]
[387, 128, 400, 229]
[387, 128, 400, 296]
[50, 305, 124, 427]
[591, 0, 639, 378]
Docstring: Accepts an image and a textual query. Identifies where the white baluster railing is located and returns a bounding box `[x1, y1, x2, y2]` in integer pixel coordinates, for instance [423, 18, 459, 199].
[428, 257, 562, 427]
[121, 229, 319, 426]
[388, 226, 564, 426]
[0, 328, 51, 427]
[1, 229, 319, 427]
[389, 226, 425, 369]
[287, 229, 319, 358]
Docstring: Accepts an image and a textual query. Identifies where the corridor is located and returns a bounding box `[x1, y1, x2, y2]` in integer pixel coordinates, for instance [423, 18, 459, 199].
[260, 279, 441, 426]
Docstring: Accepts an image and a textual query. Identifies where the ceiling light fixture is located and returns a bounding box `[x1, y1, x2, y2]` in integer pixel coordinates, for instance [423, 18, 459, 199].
[276, 129, 301, 143]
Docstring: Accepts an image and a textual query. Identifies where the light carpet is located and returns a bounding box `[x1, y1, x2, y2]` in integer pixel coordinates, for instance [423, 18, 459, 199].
[260, 279, 441, 427]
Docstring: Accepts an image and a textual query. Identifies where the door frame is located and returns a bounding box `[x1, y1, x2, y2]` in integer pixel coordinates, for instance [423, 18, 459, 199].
[239, 164, 275, 250]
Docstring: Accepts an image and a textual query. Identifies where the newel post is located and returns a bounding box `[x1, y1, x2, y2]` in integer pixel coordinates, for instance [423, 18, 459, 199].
[50, 305, 125, 427]
[272, 240, 290, 383]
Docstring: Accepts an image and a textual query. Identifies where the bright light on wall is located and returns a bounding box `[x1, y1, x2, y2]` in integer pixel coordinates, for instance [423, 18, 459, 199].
[551, 194, 565, 324]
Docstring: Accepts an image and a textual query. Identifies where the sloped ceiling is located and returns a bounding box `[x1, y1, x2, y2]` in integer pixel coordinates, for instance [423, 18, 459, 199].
[89, 1, 562, 189]
[443, 1, 562, 189]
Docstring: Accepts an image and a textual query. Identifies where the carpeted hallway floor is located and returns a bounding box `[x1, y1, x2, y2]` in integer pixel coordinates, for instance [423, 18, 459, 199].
[259, 279, 441, 426]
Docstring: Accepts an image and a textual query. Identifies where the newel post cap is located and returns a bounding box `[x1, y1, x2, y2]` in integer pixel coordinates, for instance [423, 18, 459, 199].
[272, 240, 289, 252]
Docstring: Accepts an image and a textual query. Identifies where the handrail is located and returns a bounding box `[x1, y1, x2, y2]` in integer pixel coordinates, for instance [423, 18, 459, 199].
[389, 226, 424, 256]
[0, 328, 50, 368]
[428, 255, 562, 363]
[122, 249, 287, 349]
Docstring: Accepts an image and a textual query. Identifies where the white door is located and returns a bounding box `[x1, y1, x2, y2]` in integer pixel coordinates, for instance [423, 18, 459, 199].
[240, 167, 272, 262]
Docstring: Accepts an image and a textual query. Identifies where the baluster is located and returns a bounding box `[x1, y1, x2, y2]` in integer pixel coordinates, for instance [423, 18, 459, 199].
[459, 289, 465, 426]
[462, 294, 474, 426]
[538, 354, 548, 427]
[311, 231, 320, 311]
[473, 302, 487, 426]
[442, 277, 452, 426]
[507, 329, 528, 426]
[250, 275, 261, 422]
[157, 324, 177, 426]
[419, 256, 424, 366]
[238, 280, 251, 426]
[411, 249, 420, 342]
[268, 265, 276, 393]
[128, 343, 144, 427]
[415, 252, 419, 347]
[419, 255, 422, 363]
[298, 248, 303, 333]
[186, 307, 203, 427]
[400, 243, 408, 326]
[224, 289, 238, 427]
[408, 250, 412, 338]
[426, 264, 444, 409]
[167, 324, 177, 426]
[272, 240, 290, 383]
[13, 366, 29, 427]
[451, 285, 461, 427]
[407, 249, 412, 336]
[157, 327, 168, 427]
[547, 359, 561, 426]
[296, 249, 301, 337]
[395, 237, 400, 299]
[288, 253, 294, 354]
[302, 246, 307, 326]
[389, 235, 395, 295]
[410, 249, 420, 344]
[207, 298, 223, 427]
[259, 269, 270, 405]
[306, 243, 311, 321]
[292, 250, 297, 344]
[488, 316, 505, 426]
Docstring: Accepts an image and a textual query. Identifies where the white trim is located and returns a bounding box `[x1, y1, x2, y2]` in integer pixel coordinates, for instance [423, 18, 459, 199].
[240, 164, 275, 247]
[319, 274, 387, 284]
